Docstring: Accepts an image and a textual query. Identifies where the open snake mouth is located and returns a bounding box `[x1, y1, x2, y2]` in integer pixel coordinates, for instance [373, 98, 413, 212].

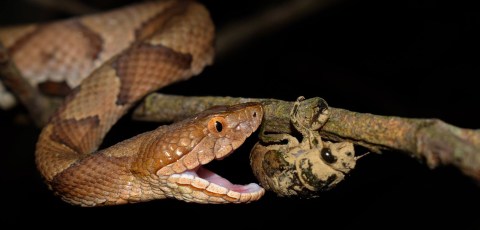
[163, 148, 265, 203]
[155, 103, 265, 203]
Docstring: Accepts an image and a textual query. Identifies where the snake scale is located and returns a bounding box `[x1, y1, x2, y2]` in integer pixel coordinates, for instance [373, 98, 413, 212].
[0, 0, 265, 206]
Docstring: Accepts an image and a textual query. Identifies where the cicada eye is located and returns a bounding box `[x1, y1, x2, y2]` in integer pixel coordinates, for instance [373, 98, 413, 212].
[321, 148, 337, 164]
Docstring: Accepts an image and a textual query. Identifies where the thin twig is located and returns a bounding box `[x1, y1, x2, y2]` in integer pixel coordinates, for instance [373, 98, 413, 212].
[132, 93, 480, 182]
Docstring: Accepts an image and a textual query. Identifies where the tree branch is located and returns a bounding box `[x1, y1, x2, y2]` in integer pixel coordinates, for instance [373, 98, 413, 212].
[133, 93, 480, 182]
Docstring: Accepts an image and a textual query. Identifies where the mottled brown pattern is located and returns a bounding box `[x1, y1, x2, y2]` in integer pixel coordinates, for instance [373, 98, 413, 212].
[4, 21, 107, 90]
[15, 0, 265, 207]
[113, 43, 192, 105]
[8, 20, 103, 63]
[70, 20, 104, 60]
[38, 80, 72, 97]
[50, 116, 100, 155]
[7, 26, 43, 56]
[135, 0, 188, 41]
[48, 85, 81, 122]
[51, 154, 139, 206]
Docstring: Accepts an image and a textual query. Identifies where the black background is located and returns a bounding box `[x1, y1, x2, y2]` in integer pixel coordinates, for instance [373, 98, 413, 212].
[1, 0, 479, 228]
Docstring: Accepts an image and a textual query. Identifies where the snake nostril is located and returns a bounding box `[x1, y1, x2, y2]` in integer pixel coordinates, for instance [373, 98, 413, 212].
[253, 112, 257, 118]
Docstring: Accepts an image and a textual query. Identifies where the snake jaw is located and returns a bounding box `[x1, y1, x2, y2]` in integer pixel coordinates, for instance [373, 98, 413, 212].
[164, 166, 265, 204]
[156, 103, 265, 203]
[158, 138, 265, 204]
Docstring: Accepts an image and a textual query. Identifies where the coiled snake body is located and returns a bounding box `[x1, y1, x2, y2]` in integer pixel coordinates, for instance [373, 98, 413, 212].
[0, 0, 265, 206]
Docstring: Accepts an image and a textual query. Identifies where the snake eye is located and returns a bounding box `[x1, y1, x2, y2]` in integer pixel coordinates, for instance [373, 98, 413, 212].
[321, 148, 337, 164]
[208, 117, 226, 134]
[215, 121, 223, 132]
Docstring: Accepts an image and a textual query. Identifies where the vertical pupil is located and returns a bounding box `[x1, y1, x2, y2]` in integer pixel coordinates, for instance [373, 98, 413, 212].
[215, 121, 223, 132]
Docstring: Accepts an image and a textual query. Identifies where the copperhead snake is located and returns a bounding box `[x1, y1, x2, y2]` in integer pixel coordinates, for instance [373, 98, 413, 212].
[0, 0, 265, 206]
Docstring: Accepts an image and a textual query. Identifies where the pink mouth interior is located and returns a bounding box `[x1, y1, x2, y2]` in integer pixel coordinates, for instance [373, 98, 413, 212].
[187, 166, 261, 193]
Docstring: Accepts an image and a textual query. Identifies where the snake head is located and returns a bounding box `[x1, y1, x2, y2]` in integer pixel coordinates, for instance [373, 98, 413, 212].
[140, 102, 264, 203]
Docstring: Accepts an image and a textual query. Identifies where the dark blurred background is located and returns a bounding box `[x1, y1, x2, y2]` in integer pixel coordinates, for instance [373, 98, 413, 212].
[1, 0, 479, 228]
